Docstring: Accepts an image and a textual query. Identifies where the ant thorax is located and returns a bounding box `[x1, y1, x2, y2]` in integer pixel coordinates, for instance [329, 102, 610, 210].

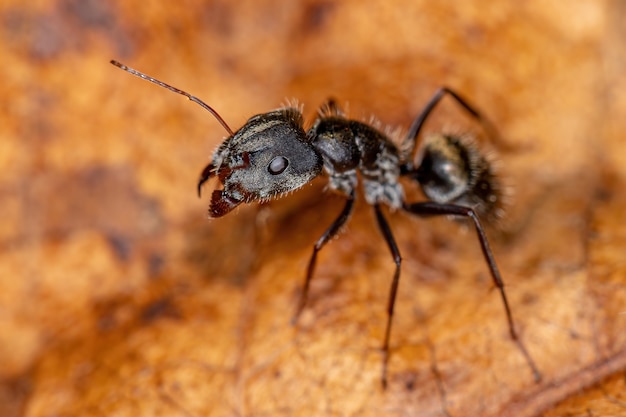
[308, 114, 404, 209]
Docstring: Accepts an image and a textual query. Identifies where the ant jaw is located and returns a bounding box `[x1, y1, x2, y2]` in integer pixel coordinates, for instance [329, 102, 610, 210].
[197, 162, 217, 198]
[209, 189, 243, 217]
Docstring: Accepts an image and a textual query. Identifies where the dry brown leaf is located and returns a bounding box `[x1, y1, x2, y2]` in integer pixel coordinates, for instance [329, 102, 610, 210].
[2, 1, 626, 416]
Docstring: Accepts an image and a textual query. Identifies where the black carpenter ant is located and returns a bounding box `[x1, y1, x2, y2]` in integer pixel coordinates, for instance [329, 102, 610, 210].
[110, 60, 541, 387]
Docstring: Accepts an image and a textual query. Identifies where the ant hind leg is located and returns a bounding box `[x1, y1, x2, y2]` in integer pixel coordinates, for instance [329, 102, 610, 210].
[402, 87, 501, 163]
[402, 201, 542, 382]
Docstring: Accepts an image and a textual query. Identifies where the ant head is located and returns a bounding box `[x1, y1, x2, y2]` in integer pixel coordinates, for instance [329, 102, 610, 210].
[108, 61, 323, 218]
[208, 108, 322, 217]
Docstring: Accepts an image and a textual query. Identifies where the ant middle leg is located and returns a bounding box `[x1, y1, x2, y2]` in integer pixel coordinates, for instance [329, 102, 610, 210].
[292, 192, 356, 324]
[402, 201, 542, 382]
[373, 204, 402, 389]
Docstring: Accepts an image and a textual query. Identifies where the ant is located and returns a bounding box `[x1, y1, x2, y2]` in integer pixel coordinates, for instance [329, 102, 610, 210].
[111, 60, 541, 387]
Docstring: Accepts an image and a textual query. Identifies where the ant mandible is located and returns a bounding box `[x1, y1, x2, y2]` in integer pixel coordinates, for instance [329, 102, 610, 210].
[110, 60, 541, 387]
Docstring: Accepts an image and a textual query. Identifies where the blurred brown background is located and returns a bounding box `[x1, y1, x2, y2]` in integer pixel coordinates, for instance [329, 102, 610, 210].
[2, 1, 626, 416]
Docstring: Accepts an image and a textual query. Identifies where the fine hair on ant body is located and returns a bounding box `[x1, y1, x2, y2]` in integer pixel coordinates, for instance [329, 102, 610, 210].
[111, 60, 541, 387]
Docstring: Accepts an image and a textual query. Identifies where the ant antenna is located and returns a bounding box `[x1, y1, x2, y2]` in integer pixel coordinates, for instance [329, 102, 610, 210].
[110, 60, 234, 136]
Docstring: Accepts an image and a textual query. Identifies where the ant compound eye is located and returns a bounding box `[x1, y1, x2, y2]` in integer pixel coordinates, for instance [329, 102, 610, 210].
[268, 156, 289, 175]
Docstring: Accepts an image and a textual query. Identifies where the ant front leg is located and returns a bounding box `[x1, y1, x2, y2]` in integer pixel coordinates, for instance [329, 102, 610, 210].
[402, 87, 495, 163]
[292, 192, 356, 324]
[373, 204, 402, 389]
[318, 97, 344, 117]
[402, 201, 542, 382]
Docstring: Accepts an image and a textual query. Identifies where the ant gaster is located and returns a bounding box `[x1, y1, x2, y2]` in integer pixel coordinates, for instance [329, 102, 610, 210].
[111, 60, 541, 387]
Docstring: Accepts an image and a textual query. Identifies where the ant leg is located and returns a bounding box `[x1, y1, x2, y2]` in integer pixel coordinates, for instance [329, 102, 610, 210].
[373, 204, 402, 389]
[318, 97, 343, 117]
[292, 192, 356, 324]
[404, 202, 512, 329]
[402, 201, 542, 382]
[402, 87, 496, 163]
[197, 162, 215, 197]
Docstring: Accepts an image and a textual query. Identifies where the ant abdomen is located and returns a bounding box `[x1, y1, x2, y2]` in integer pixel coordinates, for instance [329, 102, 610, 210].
[413, 133, 503, 221]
